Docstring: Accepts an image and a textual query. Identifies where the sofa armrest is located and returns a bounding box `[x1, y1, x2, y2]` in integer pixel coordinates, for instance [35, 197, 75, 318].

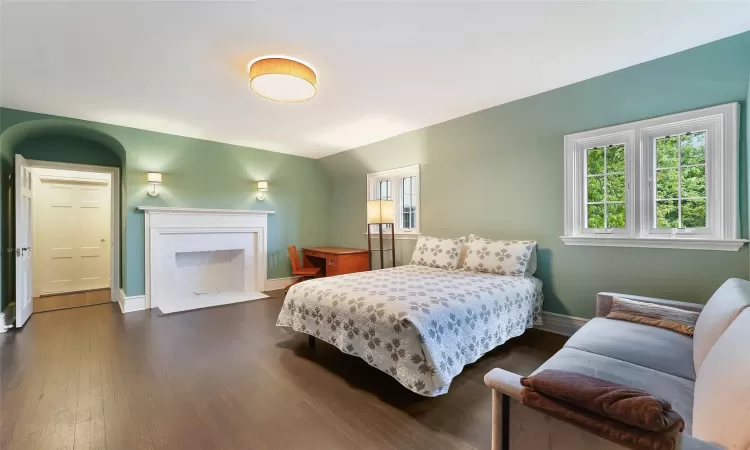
[596, 292, 704, 317]
[484, 369, 719, 450]
[484, 368, 524, 400]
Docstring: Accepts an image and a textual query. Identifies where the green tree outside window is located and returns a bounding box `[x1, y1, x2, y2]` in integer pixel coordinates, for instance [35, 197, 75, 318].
[586, 144, 626, 228]
[655, 132, 706, 229]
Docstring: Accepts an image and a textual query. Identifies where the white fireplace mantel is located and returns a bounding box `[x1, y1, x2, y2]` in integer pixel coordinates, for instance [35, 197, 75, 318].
[138, 206, 275, 215]
[138, 206, 275, 313]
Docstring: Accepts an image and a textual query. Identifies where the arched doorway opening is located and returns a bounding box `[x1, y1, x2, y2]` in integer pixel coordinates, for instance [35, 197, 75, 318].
[1, 121, 126, 327]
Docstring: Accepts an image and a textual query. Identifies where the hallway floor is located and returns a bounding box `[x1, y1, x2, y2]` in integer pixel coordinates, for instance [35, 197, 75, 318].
[33, 289, 111, 313]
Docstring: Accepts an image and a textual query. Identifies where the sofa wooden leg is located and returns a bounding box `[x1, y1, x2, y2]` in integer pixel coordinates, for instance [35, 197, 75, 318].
[491, 390, 510, 450]
[501, 393, 510, 450]
[308, 335, 316, 349]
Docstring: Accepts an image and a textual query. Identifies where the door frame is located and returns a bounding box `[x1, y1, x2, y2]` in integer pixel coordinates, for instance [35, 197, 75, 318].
[26, 160, 121, 305]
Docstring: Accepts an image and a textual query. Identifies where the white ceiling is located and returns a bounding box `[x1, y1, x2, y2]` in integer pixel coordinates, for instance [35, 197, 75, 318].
[2, 1, 749, 159]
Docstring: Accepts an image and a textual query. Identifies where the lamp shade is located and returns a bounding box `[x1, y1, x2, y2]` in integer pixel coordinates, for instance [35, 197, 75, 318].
[248, 57, 317, 103]
[147, 172, 162, 184]
[257, 180, 268, 191]
[367, 200, 394, 224]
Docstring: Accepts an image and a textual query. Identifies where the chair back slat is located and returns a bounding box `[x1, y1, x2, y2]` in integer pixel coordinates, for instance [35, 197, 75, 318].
[288, 245, 301, 272]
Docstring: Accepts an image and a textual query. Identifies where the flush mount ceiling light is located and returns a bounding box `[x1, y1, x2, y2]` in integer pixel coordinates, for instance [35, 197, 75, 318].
[247, 56, 317, 103]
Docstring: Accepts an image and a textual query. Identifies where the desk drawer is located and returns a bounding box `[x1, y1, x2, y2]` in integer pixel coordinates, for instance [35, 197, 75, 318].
[302, 250, 369, 277]
[326, 257, 340, 276]
[304, 250, 327, 260]
[335, 253, 369, 276]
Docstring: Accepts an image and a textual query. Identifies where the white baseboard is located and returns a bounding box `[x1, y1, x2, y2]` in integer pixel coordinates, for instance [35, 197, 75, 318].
[264, 277, 295, 292]
[536, 311, 589, 336]
[119, 289, 147, 313]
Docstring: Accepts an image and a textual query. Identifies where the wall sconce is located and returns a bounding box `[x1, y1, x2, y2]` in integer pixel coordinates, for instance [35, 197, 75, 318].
[256, 180, 268, 200]
[147, 172, 162, 197]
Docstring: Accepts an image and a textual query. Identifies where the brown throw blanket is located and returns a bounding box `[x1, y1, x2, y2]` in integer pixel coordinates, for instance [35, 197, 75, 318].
[520, 370, 684, 450]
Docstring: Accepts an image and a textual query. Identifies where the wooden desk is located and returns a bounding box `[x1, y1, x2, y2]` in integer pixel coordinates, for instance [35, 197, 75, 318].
[302, 247, 369, 277]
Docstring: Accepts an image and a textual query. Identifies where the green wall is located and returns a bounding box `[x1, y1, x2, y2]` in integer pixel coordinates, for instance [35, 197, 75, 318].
[0, 108, 331, 308]
[747, 70, 750, 276]
[320, 31, 750, 318]
[14, 135, 123, 168]
[2, 32, 748, 317]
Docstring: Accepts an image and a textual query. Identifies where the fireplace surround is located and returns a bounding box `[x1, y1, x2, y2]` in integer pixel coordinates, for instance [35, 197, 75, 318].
[138, 207, 274, 314]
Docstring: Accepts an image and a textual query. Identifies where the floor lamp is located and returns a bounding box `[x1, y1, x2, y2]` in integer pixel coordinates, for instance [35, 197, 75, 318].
[366, 200, 396, 270]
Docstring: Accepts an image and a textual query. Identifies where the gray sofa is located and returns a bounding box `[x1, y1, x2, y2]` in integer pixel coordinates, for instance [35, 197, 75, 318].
[485, 278, 750, 450]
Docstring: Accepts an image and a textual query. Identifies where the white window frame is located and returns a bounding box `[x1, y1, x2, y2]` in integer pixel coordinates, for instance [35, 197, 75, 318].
[366, 164, 420, 238]
[570, 131, 637, 238]
[562, 103, 745, 251]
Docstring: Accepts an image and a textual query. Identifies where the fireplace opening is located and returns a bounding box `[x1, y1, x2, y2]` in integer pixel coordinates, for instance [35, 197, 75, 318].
[175, 249, 245, 297]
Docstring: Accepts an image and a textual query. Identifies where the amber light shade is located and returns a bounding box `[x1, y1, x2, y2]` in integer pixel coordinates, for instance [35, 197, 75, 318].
[367, 200, 394, 224]
[248, 57, 317, 102]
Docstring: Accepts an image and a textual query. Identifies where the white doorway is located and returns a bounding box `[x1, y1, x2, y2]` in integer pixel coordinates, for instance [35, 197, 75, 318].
[14, 159, 121, 323]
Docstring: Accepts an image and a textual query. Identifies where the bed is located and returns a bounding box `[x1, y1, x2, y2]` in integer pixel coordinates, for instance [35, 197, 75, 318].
[276, 264, 543, 396]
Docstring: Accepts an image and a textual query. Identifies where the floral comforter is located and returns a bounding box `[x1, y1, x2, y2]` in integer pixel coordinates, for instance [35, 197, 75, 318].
[276, 265, 543, 396]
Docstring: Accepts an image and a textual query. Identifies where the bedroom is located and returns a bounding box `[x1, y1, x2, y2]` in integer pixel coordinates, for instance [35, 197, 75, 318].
[1, 2, 750, 449]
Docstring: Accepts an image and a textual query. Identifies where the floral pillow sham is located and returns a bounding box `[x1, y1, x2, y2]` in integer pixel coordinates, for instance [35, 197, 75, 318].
[461, 234, 536, 276]
[409, 235, 466, 270]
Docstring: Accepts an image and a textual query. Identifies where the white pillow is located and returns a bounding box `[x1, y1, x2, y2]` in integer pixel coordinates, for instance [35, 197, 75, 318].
[461, 234, 536, 276]
[409, 235, 466, 270]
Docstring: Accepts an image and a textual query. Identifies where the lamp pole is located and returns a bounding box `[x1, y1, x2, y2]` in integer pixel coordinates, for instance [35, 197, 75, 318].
[379, 223, 384, 269]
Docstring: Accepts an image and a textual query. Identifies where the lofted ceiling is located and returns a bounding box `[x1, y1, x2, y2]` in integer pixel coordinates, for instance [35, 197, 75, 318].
[1, 1, 749, 159]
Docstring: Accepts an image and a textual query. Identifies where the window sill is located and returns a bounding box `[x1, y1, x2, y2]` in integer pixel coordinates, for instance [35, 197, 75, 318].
[560, 235, 747, 251]
[364, 232, 420, 240]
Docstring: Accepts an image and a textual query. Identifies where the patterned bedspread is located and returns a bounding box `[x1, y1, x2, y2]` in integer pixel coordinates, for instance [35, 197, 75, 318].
[276, 265, 543, 396]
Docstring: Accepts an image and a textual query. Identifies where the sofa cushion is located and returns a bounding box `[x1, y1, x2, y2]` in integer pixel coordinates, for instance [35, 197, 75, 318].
[532, 347, 695, 435]
[693, 278, 750, 373]
[564, 317, 696, 381]
[692, 309, 750, 449]
[607, 296, 699, 336]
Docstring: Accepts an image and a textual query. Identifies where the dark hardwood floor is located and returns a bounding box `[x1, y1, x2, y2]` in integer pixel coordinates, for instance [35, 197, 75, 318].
[33, 289, 111, 314]
[1, 291, 566, 450]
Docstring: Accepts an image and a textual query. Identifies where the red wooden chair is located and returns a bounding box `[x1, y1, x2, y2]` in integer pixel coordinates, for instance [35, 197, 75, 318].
[285, 245, 321, 292]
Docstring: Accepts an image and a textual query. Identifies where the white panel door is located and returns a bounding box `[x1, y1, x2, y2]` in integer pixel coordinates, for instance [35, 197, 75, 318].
[35, 177, 111, 295]
[77, 184, 111, 290]
[15, 155, 33, 327]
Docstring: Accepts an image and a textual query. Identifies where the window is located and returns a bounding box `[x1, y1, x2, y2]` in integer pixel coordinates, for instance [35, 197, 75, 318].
[367, 165, 420, 237]
[563, 103, 743, 251]
[586, 144, 626, 230]
[653, 132, 706, 229]
[401, 176, 416, 229]
[375, 179, 393, 232]
[376, 180, 391, 201]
